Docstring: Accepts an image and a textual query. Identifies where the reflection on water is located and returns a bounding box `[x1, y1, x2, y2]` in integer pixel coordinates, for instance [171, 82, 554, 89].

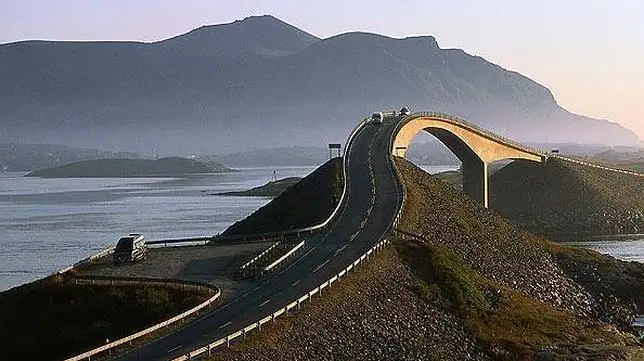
[0, 167, 315, 291]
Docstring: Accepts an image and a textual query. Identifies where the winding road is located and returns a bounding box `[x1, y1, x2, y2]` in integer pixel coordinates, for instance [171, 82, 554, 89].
[115, 115, 403, 360]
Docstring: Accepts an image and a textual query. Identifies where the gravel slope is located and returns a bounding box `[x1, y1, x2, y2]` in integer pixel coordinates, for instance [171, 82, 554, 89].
[203, 158, 643, 360]
[490, 158, 644, 238]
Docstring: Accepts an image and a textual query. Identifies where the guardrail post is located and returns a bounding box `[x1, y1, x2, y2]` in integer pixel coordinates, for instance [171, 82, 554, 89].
[257, 321, 261, 332]
[207, 344, 212, 356]
[297, 299, 301, 310]
[272, 314, 276, 323]
[226, 336, 231, 348]
[243, 329, 246, 339]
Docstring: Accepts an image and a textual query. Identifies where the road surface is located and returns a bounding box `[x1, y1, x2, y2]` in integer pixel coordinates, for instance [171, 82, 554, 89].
[115, 116, 403, 360]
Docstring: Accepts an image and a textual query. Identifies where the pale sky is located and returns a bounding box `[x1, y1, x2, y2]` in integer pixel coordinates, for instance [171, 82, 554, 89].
[2, 0, 643, 140]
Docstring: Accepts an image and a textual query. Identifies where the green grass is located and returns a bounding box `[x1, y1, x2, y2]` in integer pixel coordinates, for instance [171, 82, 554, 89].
[396, 239, 625, 360]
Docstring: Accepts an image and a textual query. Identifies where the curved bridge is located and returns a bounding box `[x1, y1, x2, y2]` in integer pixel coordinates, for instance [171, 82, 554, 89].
[392, 112, 547, 207]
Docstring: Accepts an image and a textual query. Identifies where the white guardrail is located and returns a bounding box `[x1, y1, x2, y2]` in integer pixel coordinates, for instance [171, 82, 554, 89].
[171, 113, 402, 360]
[263, 240, 306, 272]
[172, 238, 390, 361]
[56, 245, 117, 274]
[64, 277, 221, 361]
[240, 242, 280, 270]
[551, 154, 644, 178]
[52, 116, 371, 361]
[389, 116, 408, 229]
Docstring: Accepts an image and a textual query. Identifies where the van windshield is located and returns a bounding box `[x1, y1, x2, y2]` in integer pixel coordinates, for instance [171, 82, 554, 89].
[116, 237, 134, 252]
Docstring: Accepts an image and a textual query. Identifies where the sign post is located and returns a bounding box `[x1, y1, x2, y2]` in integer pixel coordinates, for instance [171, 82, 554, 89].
[328, 143, 342, 159]
[395, 146, 407, 158]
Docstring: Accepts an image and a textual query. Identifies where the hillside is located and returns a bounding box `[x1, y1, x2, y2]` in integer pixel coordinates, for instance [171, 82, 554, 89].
[489, 158, 644, 238]
[25, 157, 231, 177]
[221, 158, 342, 235]
[1, 15, 641, 155]
[0, 143, 140, 172]
[205, 158, 643, 360]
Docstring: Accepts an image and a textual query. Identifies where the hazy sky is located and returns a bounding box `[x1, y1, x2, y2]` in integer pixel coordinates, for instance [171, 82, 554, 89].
[2, 0, 643, 140]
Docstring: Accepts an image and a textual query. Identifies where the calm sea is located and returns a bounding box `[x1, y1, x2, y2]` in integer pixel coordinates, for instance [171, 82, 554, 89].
[0, 164, 640, 291]
[0, 166, 317, 291]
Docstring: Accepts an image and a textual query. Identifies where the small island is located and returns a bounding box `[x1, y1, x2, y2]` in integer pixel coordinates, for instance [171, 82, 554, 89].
[214, 177, 302, 197]
[25, 157, 232, 178]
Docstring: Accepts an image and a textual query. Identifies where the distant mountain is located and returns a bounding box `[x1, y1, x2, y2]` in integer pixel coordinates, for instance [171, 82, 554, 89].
[0, 143, 140, 172]
[406, 141, 461, 165]
[1, 15, 641, 155]
[201, 146, 330, 166]
[26, 157, 231, 177]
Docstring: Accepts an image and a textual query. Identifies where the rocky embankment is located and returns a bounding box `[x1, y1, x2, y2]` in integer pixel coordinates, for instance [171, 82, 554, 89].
[490, 158, 644, 239]
[221, 158, 342, 236]
[206, 157, 643, 360]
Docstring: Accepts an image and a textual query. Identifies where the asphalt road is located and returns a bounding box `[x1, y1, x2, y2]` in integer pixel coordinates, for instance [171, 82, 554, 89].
[114, 116, 403, 361]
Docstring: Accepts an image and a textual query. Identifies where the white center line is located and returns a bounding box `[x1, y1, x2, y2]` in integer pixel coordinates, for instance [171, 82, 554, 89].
[313, 259, 331, 273]
[218, 321, 232, 330]
[259, 299, 270, 307]
[291, 280, 301, 286]
[334, 244, 347, 256]
[167, 345, 182, 353]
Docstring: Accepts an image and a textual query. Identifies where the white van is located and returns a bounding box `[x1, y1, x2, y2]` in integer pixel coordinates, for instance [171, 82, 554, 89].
[371, 112, 384, 124]
[113, 233, 147, 264]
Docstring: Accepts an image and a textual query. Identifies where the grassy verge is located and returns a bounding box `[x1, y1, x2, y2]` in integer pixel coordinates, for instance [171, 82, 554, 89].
[0, 277, 209, 361]
[396, 239, 630, 360]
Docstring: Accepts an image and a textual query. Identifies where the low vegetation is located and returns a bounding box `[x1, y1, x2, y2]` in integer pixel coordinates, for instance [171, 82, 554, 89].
[397, 240, 632, 360]
[0, 276, 208, 361]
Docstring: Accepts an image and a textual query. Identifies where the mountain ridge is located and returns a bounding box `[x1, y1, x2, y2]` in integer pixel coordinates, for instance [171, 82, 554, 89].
[1, 15, 641, 154]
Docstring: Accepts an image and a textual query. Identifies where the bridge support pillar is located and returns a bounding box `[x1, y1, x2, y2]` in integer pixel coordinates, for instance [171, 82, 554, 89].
[462, 157, 488, 208]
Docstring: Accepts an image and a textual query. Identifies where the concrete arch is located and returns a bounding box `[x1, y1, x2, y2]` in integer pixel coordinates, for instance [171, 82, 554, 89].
[392, 113, 546, 207]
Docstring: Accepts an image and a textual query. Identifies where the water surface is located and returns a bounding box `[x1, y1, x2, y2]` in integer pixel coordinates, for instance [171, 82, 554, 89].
[0, 167, 314, 291]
